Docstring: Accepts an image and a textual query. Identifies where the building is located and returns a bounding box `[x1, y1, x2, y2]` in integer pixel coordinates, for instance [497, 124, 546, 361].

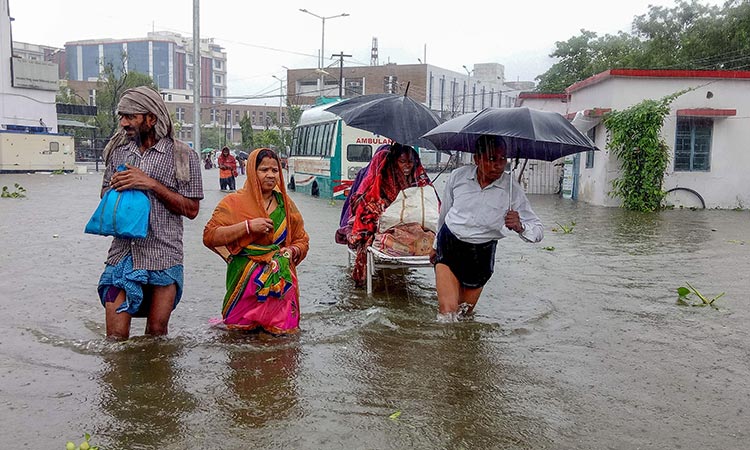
[566, 69, 750, 209]
[11, 40, 66, 79]
[160, 87, 287, 145]
[63, 81, 287, 148]
[285, 62, 528, 119]
[1, 0, 74, 171]
[64, 31, 227, 104]
[517, 70, 750, 209]
[284, 61, 533, 169]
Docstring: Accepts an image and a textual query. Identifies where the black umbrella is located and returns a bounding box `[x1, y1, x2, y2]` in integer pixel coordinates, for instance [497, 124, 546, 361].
[236, 150, 249, 160]
[325, 91, 442, 149]
[421, 107, 597, 161]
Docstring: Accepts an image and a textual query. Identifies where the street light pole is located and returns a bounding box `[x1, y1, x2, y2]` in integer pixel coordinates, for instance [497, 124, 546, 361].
[192, 0, 201, 151]
[299, 9, 349, 97]
[272, 75, 284, 147]
[462, 65, 472, 114]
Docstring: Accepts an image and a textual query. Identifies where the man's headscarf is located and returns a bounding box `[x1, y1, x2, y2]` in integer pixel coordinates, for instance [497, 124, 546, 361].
[102, 86, 174, 164]
[117, 86, 174, 140]
[102, 86, 194, 181]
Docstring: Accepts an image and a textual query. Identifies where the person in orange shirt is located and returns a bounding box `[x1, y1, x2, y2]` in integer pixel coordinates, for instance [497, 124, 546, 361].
[217, 146, 238, 191]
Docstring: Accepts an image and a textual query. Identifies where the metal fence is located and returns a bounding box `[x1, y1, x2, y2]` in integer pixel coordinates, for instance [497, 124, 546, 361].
[517, 160, 564, 195]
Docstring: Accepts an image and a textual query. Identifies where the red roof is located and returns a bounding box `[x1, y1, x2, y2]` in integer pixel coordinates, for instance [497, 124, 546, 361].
[566, 69, 750, 93]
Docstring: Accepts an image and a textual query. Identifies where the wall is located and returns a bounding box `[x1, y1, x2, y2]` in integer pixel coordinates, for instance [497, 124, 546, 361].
[569, 75, 750, 209]
[0, 0, 58, 132]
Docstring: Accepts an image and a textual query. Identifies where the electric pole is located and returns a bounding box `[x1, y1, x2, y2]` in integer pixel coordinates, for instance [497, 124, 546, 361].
[332, 51, 351, 98]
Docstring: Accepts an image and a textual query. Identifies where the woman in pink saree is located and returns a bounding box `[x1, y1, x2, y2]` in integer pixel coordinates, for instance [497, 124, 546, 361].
[203, 148, 309, 334]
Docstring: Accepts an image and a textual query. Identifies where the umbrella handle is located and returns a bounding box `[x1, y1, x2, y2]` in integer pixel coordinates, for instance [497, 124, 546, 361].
[506, 167, 513, 212]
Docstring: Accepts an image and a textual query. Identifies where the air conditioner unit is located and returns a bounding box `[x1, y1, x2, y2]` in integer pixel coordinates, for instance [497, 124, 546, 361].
[347, 81, 361, 87]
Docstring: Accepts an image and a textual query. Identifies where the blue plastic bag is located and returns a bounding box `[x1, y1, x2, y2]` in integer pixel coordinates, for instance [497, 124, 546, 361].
[85, 165, 151, 239]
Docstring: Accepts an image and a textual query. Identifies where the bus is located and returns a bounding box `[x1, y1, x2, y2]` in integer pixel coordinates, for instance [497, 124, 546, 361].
[287, 101, 393, 198]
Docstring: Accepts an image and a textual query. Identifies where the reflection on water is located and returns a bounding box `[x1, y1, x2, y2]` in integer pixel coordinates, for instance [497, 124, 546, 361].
[349, 323, 554, 449]
[220, 333, 301, 429]
[98, 340, 196, 449]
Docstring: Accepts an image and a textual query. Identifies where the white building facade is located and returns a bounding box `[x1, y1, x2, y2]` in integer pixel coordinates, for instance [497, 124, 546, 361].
[1, 0, 58, 132]
[567, 69, 750, 209]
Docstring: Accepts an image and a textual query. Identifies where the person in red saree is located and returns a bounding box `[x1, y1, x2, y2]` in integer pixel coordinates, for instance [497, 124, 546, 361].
[203, 148, 309, 334]
[347, 142, 432, 286]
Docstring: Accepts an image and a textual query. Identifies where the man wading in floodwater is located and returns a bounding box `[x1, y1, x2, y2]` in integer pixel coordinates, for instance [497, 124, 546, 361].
[95, 86, 204, 340]
[430, 135, 543, 321]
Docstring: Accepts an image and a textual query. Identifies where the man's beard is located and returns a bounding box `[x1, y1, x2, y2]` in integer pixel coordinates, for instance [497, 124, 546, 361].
[125, 124, 155, 146]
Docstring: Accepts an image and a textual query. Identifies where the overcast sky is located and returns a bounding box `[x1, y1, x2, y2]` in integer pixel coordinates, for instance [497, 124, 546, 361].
[9, 0, 723, 105]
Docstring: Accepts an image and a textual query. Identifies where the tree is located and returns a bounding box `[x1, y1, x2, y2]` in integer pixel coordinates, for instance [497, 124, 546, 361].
[239, 115, 254, 150]
[286, 104, 303, 129]
[94, 54, 157, 138]
[534, 0, 750, 92]
[253, 129, 282, 150]
[603, 91, 688, 212]
[56, 85, 87, 105]
[632, 0, 722, 68]
[200, 127, 224, 150]
[280, 103, 303, 154]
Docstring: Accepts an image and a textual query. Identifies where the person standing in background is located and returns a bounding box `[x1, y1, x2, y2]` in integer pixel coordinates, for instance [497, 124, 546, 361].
[218, 146, 238, 191]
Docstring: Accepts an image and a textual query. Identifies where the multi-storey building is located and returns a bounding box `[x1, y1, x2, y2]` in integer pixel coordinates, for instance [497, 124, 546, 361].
[11, 41, 66, 79]
[160, 88, 287, 145]
[285, 62, 531, 119]
[63, 81, 286, 147]
[64, 31, 227, 104]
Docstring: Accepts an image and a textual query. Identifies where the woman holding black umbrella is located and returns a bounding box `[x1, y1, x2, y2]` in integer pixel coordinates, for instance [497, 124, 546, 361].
[429, 135, 544, 321]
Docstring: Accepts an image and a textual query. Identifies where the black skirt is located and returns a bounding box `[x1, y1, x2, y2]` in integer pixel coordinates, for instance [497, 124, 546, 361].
[434, 224, 497, 288]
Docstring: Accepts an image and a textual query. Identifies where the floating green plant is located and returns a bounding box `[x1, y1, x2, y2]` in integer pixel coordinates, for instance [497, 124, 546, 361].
[542, 246, 556, 251]
[676, 282, 725, 308]
[1, 183, 26, 198]
[65, 433, 99, 450]
[552, 221, 575, 234]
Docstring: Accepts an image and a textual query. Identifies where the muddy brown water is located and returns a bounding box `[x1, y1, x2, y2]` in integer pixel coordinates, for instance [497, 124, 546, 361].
[0, 168, 748, 449]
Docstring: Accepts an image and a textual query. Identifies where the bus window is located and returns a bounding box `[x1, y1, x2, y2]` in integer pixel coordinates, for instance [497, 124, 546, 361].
[303, 126, 313, 156]
[322, 123, 333, 156]
[291, 128, 302, 155]
[347, 144, 372, 162]
[308, 125, 320, 156]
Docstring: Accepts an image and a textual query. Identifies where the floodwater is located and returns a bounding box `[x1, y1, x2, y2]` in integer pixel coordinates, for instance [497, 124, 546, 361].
[1, 167, 749, 449]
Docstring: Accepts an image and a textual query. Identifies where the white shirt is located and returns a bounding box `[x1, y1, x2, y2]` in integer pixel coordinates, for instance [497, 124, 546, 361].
[436, 165, 543, 245]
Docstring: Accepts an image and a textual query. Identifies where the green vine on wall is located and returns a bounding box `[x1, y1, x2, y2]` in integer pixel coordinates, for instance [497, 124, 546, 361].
[603, 90, 689, 212]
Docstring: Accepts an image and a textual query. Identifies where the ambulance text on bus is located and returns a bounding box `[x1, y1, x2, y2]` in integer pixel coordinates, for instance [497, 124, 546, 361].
[287, 101, 393, 198]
